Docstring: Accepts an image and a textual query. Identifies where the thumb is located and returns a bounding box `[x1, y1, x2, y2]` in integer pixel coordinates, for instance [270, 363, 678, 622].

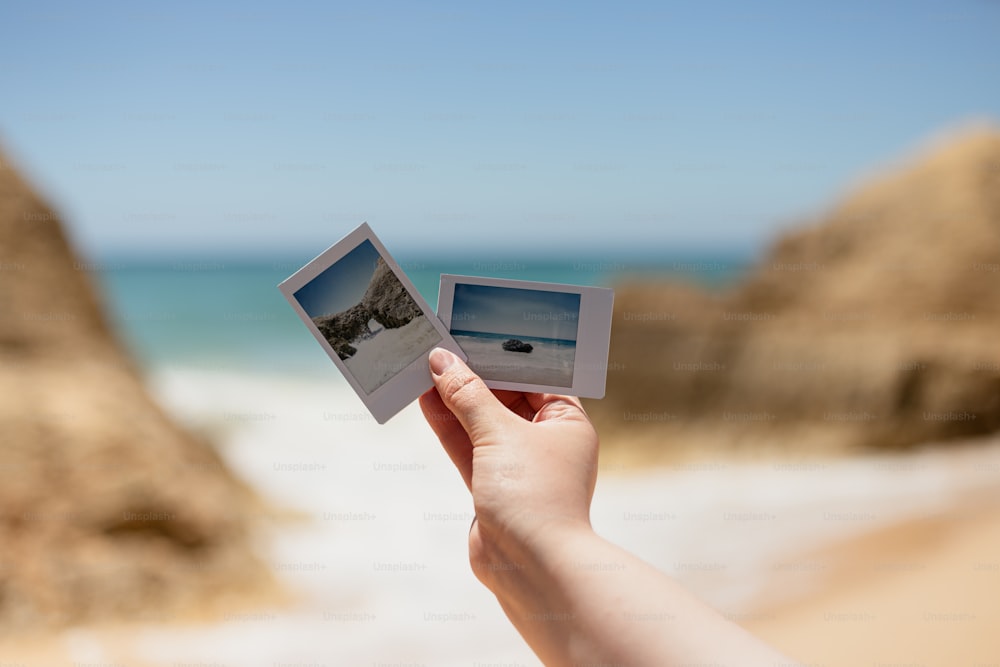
[428, 347, 513, 443]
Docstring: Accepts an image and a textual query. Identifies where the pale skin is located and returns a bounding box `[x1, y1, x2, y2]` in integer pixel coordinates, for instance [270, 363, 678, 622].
[420, 347, 796, 667]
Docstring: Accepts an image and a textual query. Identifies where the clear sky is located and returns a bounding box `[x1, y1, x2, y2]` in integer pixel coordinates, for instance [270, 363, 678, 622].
[293, 239, 378, 318]
[1, 1, 997, 259]
[452, 283, 581, 341]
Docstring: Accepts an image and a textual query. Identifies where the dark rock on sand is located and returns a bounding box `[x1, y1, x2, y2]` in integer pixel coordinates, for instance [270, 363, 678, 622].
[502, 339, 534, 353]
[0, 144, 274, 631]
[313, 257, 423, 358]
[586, 124, 1000, 454]
[312, 302, 372, 359]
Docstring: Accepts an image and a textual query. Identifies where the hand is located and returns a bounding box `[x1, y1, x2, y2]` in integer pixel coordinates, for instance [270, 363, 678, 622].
[420, 348, 794, 667]
[419, 347, 599, 590]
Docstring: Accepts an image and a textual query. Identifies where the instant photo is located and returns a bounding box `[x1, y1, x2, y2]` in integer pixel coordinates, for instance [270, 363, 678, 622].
[279, 223, 466, 423]
[437, 275, 614, 398]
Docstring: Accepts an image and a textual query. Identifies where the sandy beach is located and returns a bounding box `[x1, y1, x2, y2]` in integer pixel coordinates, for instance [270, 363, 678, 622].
[456, 332, 576, 386]
[342, 315, 442, 393]
[746, 501, 1000, 667]
[1, 368, 997, 665]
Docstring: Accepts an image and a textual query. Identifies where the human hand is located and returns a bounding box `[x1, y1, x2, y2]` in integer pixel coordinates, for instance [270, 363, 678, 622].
[419, 347, 599, 590]
[420, 348, 795, 667]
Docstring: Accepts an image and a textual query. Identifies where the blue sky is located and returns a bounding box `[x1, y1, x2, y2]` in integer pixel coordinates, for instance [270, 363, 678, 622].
[293, 239, 379, 318]
[452, 283, 581, 341]
[0, 1, 997, 259]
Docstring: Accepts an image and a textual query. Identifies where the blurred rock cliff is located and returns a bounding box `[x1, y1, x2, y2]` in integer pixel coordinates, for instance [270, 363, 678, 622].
[588, 125, 1000, 455]
[0, 145, 273, 630]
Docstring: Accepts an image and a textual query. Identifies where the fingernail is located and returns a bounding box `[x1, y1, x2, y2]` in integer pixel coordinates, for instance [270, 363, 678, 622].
[429, 347, 456, 376]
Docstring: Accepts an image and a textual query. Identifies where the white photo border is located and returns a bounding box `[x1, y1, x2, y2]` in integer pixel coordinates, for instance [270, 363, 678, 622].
[278, 223, 467, 424]
[437, 274, 614, 398]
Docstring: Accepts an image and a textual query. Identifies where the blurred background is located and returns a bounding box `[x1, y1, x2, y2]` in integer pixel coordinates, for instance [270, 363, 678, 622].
[1, 1, 998, 665]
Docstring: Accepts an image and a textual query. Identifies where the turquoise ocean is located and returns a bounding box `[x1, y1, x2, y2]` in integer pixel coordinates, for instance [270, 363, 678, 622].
[92, 253, 750, 376]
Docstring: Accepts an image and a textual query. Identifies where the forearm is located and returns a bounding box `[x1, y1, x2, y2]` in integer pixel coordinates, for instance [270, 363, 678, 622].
[420, 360, 790, 665]
[481, 523, 794, 667]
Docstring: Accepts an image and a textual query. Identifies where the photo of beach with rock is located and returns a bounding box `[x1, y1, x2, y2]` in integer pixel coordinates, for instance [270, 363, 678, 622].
[2, 4, 999, 666]
[293, 240, 441, 394]
[449, 283, 580, 387]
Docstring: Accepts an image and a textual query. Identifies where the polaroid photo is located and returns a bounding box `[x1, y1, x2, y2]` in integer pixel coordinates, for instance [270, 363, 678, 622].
[437, 274, 614, 398]
[278, 223, 467, 424]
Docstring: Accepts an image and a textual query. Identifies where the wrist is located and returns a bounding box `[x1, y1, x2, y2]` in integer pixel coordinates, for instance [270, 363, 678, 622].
[473, 516, 595, 600]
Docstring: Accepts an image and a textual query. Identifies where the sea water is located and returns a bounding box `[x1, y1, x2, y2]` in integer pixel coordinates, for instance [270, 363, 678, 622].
[92, 253, 749, 374]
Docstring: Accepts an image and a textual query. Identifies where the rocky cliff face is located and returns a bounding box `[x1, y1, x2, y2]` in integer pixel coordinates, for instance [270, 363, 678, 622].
[0, 146, 273, 630]
[313, 303, 373, 359]
[362, 257, 423, 328]
[312, 257, 422, 359]
[587, 125, 1000, 454]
